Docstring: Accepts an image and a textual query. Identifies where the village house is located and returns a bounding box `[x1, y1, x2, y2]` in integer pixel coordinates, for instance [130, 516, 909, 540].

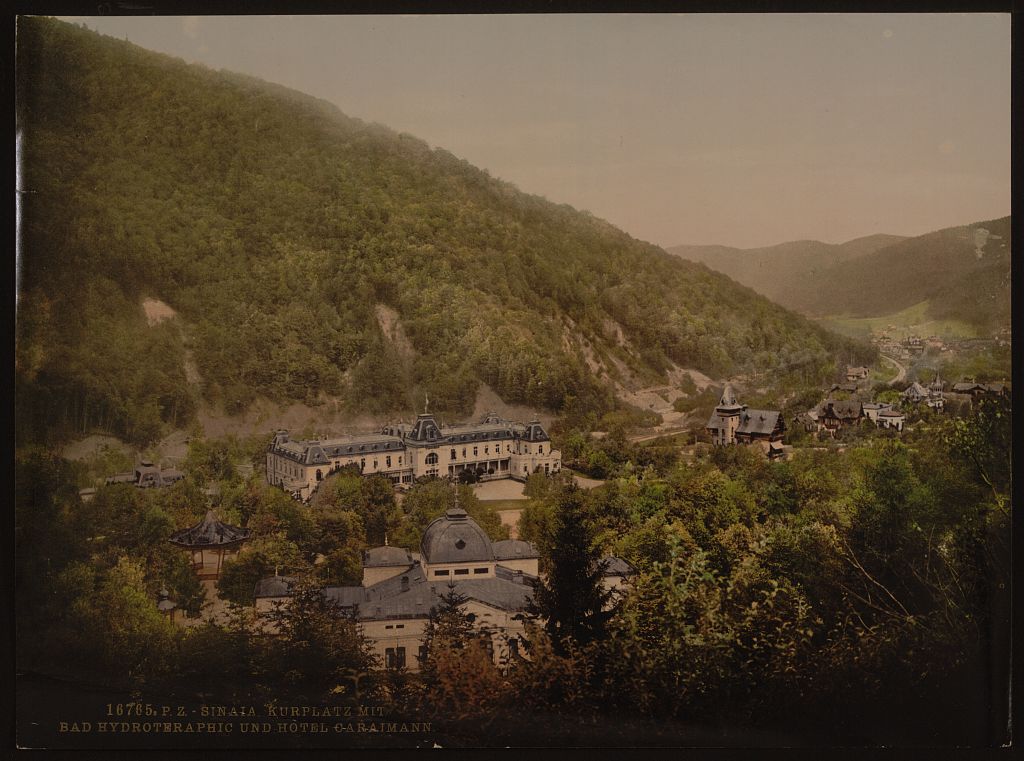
[266, 412, 562, 501]
[106, 459, 184, 488]
[846, 366, 870, 382]
[706, 385, 785, 459]
[861, 402, 893, 423]
[254, 504, 635, 672]
[951, 379, 1010, 400]
[902, 376, 945, 411]
[817, 400, 864, 436]
[876, 407, 906, 432]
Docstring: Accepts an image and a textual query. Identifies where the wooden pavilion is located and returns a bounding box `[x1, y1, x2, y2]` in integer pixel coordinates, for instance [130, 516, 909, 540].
[168, 510, 251, 581]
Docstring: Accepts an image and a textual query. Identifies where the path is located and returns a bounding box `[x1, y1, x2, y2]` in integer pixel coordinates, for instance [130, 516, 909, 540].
[880, 354, 907, 384]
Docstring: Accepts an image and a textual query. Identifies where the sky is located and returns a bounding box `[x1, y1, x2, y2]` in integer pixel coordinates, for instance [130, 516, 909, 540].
[63, 13, 1010, 249]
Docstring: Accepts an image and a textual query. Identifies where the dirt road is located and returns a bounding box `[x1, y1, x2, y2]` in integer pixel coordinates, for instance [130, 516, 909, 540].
[880, 354, 907, 384]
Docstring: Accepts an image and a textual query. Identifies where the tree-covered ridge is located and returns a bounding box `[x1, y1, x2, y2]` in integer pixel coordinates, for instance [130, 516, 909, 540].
[16, 17, 871, 445]
[672, 218, 1011, 330]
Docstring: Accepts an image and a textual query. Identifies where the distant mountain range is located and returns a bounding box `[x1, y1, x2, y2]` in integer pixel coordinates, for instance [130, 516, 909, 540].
[669, 217, 1011, 330]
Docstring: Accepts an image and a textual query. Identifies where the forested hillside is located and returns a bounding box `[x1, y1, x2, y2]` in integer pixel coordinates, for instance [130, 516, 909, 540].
[669, 234, 906, 305]
[670, 219, 1011, 330]
[16, 18, 871, 445]
[788, 217, 1011, 327]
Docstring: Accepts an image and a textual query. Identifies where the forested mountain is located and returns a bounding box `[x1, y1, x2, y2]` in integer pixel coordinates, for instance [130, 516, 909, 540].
[784, 217, 1011, 327]
[670, 219, 1011, 330]
[668, 234, 906, 307]
[16, 18, 871, 445]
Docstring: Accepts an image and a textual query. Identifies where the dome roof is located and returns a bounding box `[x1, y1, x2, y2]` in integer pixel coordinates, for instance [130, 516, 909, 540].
[364, 545, 413, 568]
[421, 506, 494, 565]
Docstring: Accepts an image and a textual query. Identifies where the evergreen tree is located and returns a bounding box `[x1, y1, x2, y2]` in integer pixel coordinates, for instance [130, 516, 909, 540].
[422, 582, 476, 654]
[530, 483, 612, 654]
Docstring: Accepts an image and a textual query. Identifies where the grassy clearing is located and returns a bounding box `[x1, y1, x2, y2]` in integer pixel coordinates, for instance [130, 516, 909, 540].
[816, 301, 979, 341]
[479, 498, 530, 512]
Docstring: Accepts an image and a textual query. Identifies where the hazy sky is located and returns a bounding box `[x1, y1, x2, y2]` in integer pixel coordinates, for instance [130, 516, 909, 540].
[64, 14, 1010, 249]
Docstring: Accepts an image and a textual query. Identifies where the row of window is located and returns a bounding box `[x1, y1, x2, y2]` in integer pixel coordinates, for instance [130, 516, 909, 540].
[433, 568, 489, 577]
[384, 640, 520, 669]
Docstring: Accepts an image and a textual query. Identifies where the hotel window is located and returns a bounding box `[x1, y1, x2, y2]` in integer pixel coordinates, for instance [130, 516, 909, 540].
[418, 645, 427, 663]
[426, 453, 438, 465]
[473, 446, 478, 457]
[386, 456, 391, 467]
[385, 647, 405, 668]
[454, 569, 469, 576]
[374, 460, 378, 469]
[484, 445, 489, 454]
[462, 447, 467, 457]
[398, 457, 402, 465]
[450, 449, 457, 461]
[434, 570, 449, 577]
[538, 444, 543, 454]
[473, 568, 488, 575]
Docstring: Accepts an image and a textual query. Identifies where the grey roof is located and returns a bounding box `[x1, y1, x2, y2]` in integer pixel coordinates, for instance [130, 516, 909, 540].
[878, 408, 905, 418]
[492, 539, 539, 560]
[363, 545, 414, 568]
[706, 412, 728, 431]
[716, 384, 744, 413]
[255, 575, 298, 598]
[829, 383, 859, 393]
[270, 412, 552, 462]
[421, 506, 495, 564]
[600, 556, 636, 578]
[106, 463, 184, 487]
[322, 562, 534, 621]
[821, 400, 863, 420]
[736, 409, 783, 436]
[168, 510, 250, 548]
[407, 414, 444, 443]
[952, 382, 985, 392]
[518, 420, 550, 443]
[903, 382, 929, 398]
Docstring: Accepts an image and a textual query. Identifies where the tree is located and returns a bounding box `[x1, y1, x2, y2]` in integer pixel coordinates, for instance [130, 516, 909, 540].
[529, 483, 612, 654]
[264, 574, 377, 701]
[417, 582, 507, 719]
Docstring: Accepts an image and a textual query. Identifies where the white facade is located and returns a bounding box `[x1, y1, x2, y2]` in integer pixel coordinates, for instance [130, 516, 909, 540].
[266, 412, 561, 501]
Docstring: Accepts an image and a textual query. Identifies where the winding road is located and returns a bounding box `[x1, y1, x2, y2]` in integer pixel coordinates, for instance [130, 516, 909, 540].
[880, 354, 907, 385]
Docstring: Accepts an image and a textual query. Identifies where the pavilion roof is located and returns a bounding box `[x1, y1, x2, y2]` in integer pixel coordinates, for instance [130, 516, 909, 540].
[168, 510, 250, 549]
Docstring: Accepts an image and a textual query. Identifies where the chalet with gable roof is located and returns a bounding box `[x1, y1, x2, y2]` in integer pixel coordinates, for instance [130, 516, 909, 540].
[818, 400, 864, 436]
[706, 385, 785, 459]
[846, 366, 870, 382]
